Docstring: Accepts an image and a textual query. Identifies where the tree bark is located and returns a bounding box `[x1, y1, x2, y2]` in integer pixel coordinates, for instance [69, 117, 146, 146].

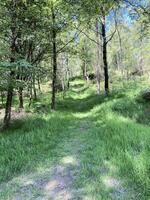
[66, 54, 70, 89]
[51, 5, 57, 110]
[37, 74, 41, 92]
[1, 91, 4, 107]
[33, 74, 37, 100]
[18, 87, 24, 109]
[28, 83, 33, 108]
[96, 18, 101, 95]
[4, 71, 14, 127]
[101, 15, 109, 95]
[82, 60, 88, 81]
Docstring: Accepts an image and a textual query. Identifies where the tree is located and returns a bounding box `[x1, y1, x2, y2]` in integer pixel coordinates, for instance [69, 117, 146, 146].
[0, 0, 48, 127]
[65, 0, 119, 94]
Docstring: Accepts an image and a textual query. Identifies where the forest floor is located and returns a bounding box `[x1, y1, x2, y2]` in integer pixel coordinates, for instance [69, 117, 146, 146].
[0, 79, 150, 200]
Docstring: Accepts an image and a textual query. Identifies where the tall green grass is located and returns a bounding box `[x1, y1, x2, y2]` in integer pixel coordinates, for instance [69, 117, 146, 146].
[0, 79, 150, 199]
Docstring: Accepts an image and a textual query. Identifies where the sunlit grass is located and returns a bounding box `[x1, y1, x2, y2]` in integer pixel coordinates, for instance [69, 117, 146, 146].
[0, 78, 150, 199]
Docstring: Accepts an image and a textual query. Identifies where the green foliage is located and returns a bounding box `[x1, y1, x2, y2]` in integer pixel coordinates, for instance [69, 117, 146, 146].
[0, 60, 32, 69]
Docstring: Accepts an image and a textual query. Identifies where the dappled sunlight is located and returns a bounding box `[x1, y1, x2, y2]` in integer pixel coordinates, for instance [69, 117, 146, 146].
[106, 112, 132, 123]
[45, 180, 58, 191]
[1, 79, 150, 199]
[1, 161, 75, 200]
[103, 160, 118, 174]
[61, 155, 78, 165]
[73, 112, 90, 119]
[44, 179, 73, 200]
[101, 161, 123, 191]
[102, 176, 121, 189]
[16, 176, 34, 187]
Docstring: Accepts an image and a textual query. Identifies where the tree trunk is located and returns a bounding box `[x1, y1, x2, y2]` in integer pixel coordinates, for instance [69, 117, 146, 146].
[81, 64, 85, 80]
[3, 0, 18, 128]
[101, 15, 109, 95]
[28, 84, 33, 108]
[33, 86, 37, 100]
[66, 55, 70, 89]
[37, 75, 41, 92]
[33, 79, 37, 100]
[51, 6, 57, 110]
[4, 71, 14, 128]
[82, 60, 88, 82]
[18, 87, 24, 109]
[116, 27, 123, 73]
[4, 89, 13, 127]
[96, 18, 101, 95]
[1, 91, 4, 107]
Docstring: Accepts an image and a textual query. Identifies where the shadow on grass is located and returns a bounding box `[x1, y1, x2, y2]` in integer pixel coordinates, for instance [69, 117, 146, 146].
[112, 97, 150, 126]
[71, 86, 89, 94]
[0, 113, 77, 183]
[0, 85, 150, 199]
[76, 111, 150, 199]
[57, 95, 105, 113]
[71, 83, 85, 89]
[57, 91, 126, 113]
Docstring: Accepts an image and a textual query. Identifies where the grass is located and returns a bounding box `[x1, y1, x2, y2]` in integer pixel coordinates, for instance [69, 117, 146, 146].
[0, 78, 150, 199]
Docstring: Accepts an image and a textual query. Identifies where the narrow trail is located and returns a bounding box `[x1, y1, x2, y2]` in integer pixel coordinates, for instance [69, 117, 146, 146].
[0, 83, 90, 200]
[0, 82, 134, 200]
[0, 121, 87, 200]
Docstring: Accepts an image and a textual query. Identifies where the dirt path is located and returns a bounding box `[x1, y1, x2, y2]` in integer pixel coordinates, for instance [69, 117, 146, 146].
[0, 83, 131, 200]
[0, 122, 85, 200]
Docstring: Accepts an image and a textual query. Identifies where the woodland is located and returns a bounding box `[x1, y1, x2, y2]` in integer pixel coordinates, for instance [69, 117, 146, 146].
[0, 0, 150, 199]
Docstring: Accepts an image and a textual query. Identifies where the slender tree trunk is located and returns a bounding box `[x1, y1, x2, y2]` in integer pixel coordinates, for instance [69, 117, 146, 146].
[84, 61, 89, 82]
[1, 91, 4, 107]
[18, 87, 24, 109]
[66, 55, 70, 89]
[61, 79, 65, 99]
[101, 15, 109, 95]
[82, 59, 88, 81]
[33, 76, 37, 100]
[116, 26, 124, 76]
[51, 6, 57, 110]
[28, 83, 33, 108]
[96, 18, 101, 95]
[33, 84, 37, 101]
[81, 64, 85, 80]
[81, 43, 89, 82]
[37, 75, 41, 92]
[4, 78, 13, 127]
[139, 36, 144, 76]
